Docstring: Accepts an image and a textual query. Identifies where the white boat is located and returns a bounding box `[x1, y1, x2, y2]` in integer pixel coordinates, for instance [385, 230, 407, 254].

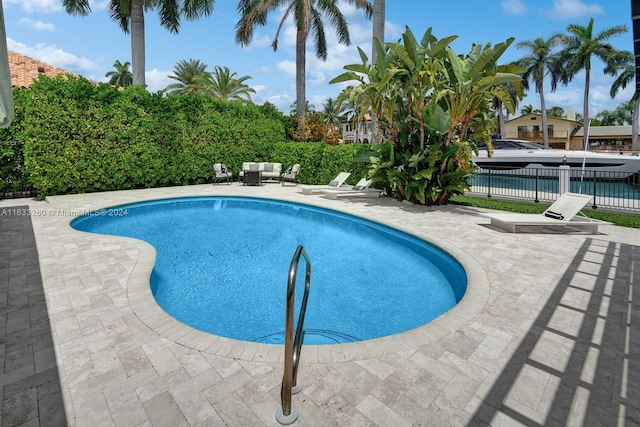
[473, 140, 640, 178]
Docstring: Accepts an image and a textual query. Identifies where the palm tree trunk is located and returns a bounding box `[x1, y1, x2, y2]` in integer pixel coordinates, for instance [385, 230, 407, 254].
[296, 29, 306, 131]
[539, 85, 550, 148]
[131, 0, 145, 86]
[371, 0, 385, 63]
[633, 95, 639, 155]
[582, 68, 590, 150]
[497, 99, 506, 139]
[370, 0, 385, 143]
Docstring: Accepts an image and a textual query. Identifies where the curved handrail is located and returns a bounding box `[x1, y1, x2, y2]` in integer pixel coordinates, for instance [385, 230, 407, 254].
[276, 245, 311, 425]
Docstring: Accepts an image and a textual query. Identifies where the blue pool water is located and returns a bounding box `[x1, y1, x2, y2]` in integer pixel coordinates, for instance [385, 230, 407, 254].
[71, 197, 467, 344]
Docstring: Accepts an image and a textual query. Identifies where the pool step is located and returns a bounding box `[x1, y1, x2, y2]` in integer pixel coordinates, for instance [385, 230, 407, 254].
[252, 329, 361, 345]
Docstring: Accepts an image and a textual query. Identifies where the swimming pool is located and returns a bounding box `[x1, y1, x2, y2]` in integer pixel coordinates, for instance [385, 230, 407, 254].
[71, 196, 467, 344]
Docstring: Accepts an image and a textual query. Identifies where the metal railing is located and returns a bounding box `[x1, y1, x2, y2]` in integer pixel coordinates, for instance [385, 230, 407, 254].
[468, 167, 640, 212]
[276, 245, 311, 425]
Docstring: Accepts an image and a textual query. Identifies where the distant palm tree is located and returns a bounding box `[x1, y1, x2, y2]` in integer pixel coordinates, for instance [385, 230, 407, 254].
[235, 0, 372, 127]
[559, 17, 628, 149]
[204, 66, 255, 101]
[546, 106, 565, 117]
[63, 0, 215, 86]
[520, 104, 538, 115]
[289, 100, 316, 116]
[105, 59, 133, 88]
[321, 97, 342, 133]
[514, 34, 564, 148]
[606, 50, 638, 154]
[164, 59, 211, 94]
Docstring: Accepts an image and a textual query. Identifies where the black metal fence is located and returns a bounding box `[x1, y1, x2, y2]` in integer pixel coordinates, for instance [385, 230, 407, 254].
[468, 167, 640, 212]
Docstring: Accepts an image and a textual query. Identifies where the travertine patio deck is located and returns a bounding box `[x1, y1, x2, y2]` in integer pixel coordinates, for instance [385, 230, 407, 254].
[1, 183, 638, 426]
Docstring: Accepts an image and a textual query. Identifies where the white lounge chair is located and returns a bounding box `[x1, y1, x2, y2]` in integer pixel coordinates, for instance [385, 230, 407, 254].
[299, 172, 351, 195]
[320, 178, 382, 200]
[482, 192, 609, 233]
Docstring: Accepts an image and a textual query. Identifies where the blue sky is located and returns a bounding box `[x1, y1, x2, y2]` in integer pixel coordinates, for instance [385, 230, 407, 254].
[3, 0, 635, 116]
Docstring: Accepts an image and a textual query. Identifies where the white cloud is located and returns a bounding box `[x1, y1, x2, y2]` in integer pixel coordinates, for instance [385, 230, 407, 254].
[5, 0, 61, 13]
[501, 0, 527, 16]
[7, 38, 100, 74]
[261, 94, 294, 112]
[18, 18, 55, 32]
[246, 33, 273, 49]
[252, 84, 267, 94]
[145, 68, 173, 93]
[5, 0, 106, 12]
[276, 60, 296, 78]
[549, 0, 603, 20]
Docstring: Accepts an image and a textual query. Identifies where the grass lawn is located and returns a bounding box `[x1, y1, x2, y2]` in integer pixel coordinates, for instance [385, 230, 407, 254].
[450, 195, 640, 229]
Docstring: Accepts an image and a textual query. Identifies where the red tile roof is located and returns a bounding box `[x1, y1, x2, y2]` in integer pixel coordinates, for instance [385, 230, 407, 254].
[8, 50, 76, 88]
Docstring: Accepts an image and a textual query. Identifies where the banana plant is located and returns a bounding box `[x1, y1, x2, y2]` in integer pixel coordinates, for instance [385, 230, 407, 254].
[333, 27, 522, 205]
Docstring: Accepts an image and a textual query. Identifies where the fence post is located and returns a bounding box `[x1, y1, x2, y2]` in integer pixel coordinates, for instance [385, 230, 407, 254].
[559, 165, 570, 195]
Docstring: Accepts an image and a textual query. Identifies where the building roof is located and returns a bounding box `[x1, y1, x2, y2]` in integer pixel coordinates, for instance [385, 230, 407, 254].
[574, 125, 631, 137]
[8, 50, 75, 88]
[507, 113, 579, 124]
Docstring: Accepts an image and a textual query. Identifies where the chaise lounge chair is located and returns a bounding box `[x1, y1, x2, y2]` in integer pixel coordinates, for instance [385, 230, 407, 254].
[299, 172, 351, 195]
[213, 163, 232, 184]
[320, 178, 382, 200]
[482, 192, 609, 233]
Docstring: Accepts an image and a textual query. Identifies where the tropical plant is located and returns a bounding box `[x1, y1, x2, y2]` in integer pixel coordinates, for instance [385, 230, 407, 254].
[369, 0, 385, 142]
[514, 34, 564, 148]
[558, 17, 628, 149]
[331, 27, 522, 205]
[520, 104, 540, 115]
[605, 49, 638, 153]
[63, 0, 215, 86]
[203, 66, 256, 101]
[546, 106, 565, 117]
[164, 59, 211, 94]
[105, 59, 133, 87]
[289, 100, 315, 115]
[235, 0, 372, 128]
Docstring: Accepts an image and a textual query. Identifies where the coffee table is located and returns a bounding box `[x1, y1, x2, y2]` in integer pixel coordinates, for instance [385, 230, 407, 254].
[243, 170, 262, 186]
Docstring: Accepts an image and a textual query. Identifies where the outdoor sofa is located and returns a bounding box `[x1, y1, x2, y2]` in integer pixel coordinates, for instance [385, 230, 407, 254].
[238, 162, 282, 182]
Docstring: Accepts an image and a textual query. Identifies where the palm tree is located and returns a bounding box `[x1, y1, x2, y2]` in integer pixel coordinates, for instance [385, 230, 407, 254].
[235, 0, 372, 128]
[105, 59, 133, 88]
[164, 59, 211, 94]
[514, 34, 564, 148]
[203, 66, 256, 101]
[63, 0, 215, 86]
[559, 17, 628, 150]
[546, 106, 565, 117]
[606, 50, 638, 154]
[520, 104, 538, 115]
[371, 0, 385, 62]
[321, 97, 342, 133]
[369, 0, 385, 143]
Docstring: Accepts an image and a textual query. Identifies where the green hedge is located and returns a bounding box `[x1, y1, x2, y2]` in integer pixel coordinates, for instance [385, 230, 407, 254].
[2, 75, 371, 198]
[22, 75, 286, 197]
[0, 87, 29, 193]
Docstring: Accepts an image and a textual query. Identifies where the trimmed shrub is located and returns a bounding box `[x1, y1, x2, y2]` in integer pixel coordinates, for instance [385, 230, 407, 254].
[23, 75, 285, 197]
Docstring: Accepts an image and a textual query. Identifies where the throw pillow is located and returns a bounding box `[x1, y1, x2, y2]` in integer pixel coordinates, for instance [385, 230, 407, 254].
[221, 164, 228, 174]
[264, 163, 274, 172]
[249, 163, 259, 170]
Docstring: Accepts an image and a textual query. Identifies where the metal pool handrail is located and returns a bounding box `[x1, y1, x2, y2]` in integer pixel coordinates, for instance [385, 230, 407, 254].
[276, 245, 311, 425]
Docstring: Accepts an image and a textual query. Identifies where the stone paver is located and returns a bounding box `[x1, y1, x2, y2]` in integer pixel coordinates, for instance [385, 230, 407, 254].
[1, 183, 638, 426]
